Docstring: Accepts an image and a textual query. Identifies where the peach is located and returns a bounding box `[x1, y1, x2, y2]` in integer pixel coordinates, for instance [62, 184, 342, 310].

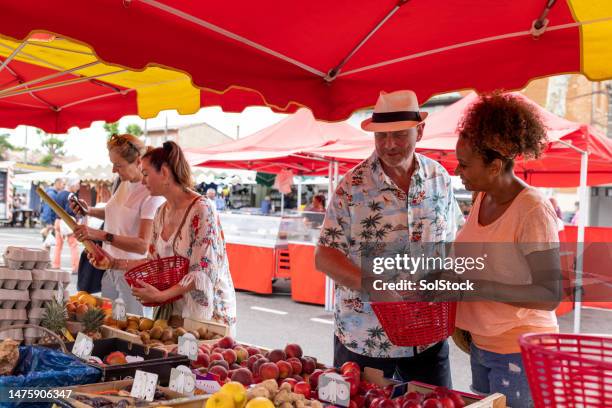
[218, 336, 236, 349]
[284, 344, 303, 359]
[246, 346, 261, 356]
[209, 359, 230, 370]
[208, 365, 228, 381]
[222, 349, 237, 365]
[210, 352, 224, 362]
[259, 362, 280, 380]
[301, 357, 316, 374]
[267, 349, 286, 363]
[253, 357, 269, 375]
[234, 346, 249, 363]
[287, 357, 303, 375]
[231, 367, 254, 386]
[276, 360, 293, 379]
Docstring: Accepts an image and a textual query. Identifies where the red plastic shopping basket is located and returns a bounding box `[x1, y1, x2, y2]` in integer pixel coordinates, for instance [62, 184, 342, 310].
[520, 333, 612, 408]
[124, 256, 189, 307]
[371, 301, 456, 346]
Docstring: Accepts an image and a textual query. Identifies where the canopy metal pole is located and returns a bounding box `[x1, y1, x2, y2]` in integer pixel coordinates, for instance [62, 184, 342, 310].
[280, 193, 284, 216]
[573, 149, 589, 333]
[297, 178, 302, 209]
[325, 162, 335, 312]
[556, 138, 588, 334]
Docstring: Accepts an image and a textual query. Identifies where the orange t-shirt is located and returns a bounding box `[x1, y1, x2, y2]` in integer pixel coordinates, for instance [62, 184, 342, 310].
[455, 188, 560, 354]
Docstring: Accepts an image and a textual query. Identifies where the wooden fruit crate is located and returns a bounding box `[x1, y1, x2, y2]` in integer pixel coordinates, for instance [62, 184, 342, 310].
[57, 379, 208, 408]
[101, 315, 229, 347]
[363, 368, 506, 408]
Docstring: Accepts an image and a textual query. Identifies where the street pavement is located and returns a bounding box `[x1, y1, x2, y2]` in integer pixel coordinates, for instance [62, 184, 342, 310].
[1, 227, 611, 393]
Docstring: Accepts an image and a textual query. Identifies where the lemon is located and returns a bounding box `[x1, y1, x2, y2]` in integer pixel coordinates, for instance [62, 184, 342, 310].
[206, 392, 235, 408]
[220, 382, 247, 408]
[245, 397, 275, 408]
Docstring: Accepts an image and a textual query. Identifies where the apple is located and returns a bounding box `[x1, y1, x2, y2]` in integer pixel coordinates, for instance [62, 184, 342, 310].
[422, 400, 442, 408]
[341, 361, 360, 374]
[370, 397, 398, 408]
[438, 397, 455, 408]
[353, 395, 366, 408]
[364, 389, 387, 408]
[343, 374, 359, 397]
[446, 392, 465, 408]
[404, 392, 424, 403]
[349, 401, 359, 408]
[293, 381, 311, 398]
[400, 401, 422, 408]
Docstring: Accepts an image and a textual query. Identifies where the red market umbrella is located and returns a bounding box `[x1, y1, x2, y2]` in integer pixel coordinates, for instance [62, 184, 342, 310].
[1, 1, 612, 121]
[186, 108, 369, 175]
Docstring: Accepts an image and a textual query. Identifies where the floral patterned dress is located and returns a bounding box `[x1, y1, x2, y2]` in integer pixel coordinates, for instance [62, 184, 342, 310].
[149, 196, 237, 335]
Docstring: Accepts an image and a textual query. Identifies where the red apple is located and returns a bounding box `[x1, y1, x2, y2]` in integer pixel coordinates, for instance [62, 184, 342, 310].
[365, 389, 387, 408]
[343, 374, 359, 397]
[309, 369, 324, 390]
[422, 400, 442, 408]
[218, 336, 236, 349]
[208, 365, 228, 381]
[438, 397, 455, 408]
[404, 392, 424, 403]
[349, 400, 359, 408]
[400, 401, 422, 408]
[293, 381, 311, 398]
[276, 360, 293, 379]
[446, 392, 464, 408]
[353, 395, 366, 408]
[341, 361, 360, 374]
[370, 397, 398, 408]
[287, 357, 303, 375]
[260, 362, 280, 380]
[222, 349, 237, 365]
[284, 343, 303, 359]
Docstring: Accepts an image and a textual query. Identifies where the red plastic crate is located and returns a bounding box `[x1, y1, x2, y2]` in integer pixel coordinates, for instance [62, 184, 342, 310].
[520, 333, 612, 408]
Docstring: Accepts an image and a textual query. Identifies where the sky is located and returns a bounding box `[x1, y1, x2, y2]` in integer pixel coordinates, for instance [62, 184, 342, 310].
[3, 106, 368, 164]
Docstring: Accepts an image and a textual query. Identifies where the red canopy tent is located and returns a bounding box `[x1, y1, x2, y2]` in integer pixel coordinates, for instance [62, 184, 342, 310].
[185, 108, 370, 175]
[2, 1, 612, 122]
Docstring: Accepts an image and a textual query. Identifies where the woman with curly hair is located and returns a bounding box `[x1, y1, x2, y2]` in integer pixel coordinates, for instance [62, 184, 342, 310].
[452, 93, 561, 407]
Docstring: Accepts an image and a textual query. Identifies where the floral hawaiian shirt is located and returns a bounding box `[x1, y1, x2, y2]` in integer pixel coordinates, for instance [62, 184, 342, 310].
[318, 152, 462, 358]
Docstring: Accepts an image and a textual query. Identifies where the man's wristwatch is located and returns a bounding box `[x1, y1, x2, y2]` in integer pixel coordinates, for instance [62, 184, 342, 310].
[105, 233, 115, 243]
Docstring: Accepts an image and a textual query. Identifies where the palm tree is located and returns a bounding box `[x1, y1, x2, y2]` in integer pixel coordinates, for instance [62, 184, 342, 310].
[361, 213, 383, 230]
[0, 134, 15, 160]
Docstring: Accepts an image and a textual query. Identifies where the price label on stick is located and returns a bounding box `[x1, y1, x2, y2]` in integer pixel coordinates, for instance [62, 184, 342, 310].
[72, 332, 93, 360]
[169, 365, 196, 395]
[178, 333, 198, 361]
[318, 373, 350, 407]
[131, 370, 158, 402]
[113, 298, 126, 321]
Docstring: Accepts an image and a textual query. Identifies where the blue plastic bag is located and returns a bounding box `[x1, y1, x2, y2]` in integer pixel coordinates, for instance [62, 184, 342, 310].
[0, 346, 101, 408]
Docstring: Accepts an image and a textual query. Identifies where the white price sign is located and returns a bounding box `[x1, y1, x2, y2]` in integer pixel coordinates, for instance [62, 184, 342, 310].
[318, 373, 350, 407]
[131, 370, 158, 402]
[72, 332, 93, 360]
[113, 298, 126, 321]
[178, 333, 198, 361]
[169, 365, 196, 395]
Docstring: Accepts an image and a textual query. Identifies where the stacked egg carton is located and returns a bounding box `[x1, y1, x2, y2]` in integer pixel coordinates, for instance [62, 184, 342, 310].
[2, 247, 70, 344]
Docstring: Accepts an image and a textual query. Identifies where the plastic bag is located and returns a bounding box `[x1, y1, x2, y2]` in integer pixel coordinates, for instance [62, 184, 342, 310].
[0, 346, 101, 408]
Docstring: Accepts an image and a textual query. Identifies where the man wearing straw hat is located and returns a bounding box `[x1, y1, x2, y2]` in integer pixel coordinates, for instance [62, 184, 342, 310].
[315, 90, 462, 386]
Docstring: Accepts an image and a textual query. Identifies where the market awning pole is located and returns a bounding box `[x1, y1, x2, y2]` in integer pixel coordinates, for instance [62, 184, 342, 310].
[325, 162, 335, 312]
[556, 138, 589, 334]
[281, 193, 284, 216]
[573, 149, 589, 334]
[297, 178, 302, 209]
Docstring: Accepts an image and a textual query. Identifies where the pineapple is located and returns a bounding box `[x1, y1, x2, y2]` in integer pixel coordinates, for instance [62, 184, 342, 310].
[82, 308, 105, 340]
[39, 299, 67, 344]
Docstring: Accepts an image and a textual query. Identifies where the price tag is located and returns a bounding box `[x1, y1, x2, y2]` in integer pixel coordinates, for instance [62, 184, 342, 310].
[72, 332, 93, 360]
[131, 370, 158, 402]
[178, 333, 198, 361]
[195, 379, 221, 394]
[318, 373, 350, 407]
[113, 298, 126, 321]
[55, 282, 64, 304]
[169, 365, 196, 395]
